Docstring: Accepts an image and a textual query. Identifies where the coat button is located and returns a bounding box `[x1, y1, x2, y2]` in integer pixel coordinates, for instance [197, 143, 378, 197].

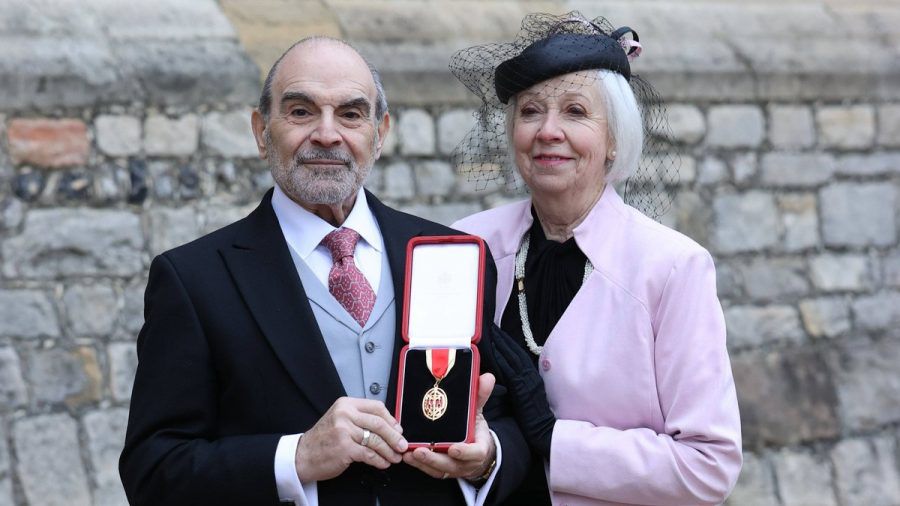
[365, 341, 376, 353]
[369, 382, 382, 394]
[541, 359, 551, 372]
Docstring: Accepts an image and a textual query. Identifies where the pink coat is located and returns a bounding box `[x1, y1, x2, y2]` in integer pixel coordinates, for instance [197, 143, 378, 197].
[454, 186, 742, 505]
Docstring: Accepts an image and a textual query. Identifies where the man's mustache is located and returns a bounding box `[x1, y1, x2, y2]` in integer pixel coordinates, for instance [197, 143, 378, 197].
[294, 149, 353, 166]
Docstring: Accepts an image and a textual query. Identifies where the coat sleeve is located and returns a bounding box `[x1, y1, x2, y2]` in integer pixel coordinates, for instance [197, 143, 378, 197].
[119, 254, 283, 506]
[549, 248, 743, 505]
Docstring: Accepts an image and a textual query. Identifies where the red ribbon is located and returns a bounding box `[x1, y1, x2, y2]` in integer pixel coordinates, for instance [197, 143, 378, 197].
[429, 348, 450, 379]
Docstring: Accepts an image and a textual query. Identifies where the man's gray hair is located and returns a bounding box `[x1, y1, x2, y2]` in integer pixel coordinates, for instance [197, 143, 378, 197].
[257, 36, 389, 124]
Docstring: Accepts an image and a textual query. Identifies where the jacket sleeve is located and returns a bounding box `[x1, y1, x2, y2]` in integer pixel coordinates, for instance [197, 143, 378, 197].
[119, 254, 283, 506]
[549, 248, 743, 505]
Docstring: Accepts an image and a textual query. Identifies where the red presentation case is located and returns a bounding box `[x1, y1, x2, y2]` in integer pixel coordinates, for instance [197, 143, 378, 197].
[394, 235, 486, 452]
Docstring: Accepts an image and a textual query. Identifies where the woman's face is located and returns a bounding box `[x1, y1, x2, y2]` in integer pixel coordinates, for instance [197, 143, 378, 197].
[511, 72, 612, 200]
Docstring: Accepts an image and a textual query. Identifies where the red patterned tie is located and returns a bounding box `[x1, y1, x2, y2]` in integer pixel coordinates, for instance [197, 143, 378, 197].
[321, 227, 376, 326]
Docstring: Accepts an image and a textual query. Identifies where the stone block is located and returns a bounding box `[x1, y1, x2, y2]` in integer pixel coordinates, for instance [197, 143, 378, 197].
[852, 291, 900, 334]
[878, 104, 900, 147]
[109, 342, 138, 402]
[98, 0, 236, 40]
[2, 209, 144, 278]
[830, 338, 900, 431]
[92, 163, 130, 203]
[26, 347, 102, 408]
[777, 193, 819, 251]
[799, 297, 851, 339]
[673, 190, 712, 246]
[0, 197, 25, 231]
[768, 104, 815, 149]
[820, 182, 896, 247]
[115, 39, 259, 107]
[400, 202, 483, 227]
[817, 105, 876, 149]
[0, 347, 27, 409]
[772, 448, 838, 506]
[0, 423, 9, 505]
[732, 348, 839, 446]
[0, 289, 60, 338]
[836, 152, 900, 176]
[454, 168, 499, 197]
[670, 155, 696, 184]
[144, 114, 200, 156]
[13, 414, 91, 506]
[715, 261, 743, 300]
[696, 157, 729, 185]
[83, 408, 129, 493]
[437, 109, 476, 155]
[379, 126, 397, 156]
[809, 253, 871, 292]
[12, 170, 44, 202]
[760, 153, 835, 187]
[738, 258, 809, 301]
[731, 152, 757, 185]
[0, 35, 135, 111]
[95, 115, 141, 156]
[706, 106, 764, 148]
[712, 192, 779, 254]
[725, 305, 804, 349]
[148, 206, 203, 256]
[122, 281, 147, 335]
[832, 437, 900, 506]
[398, 109, 435, 156]
[7, 118, 90, 168]
[665, 104, 706, 144]
[381, 161, 414, 199]
[63, 284, 118, 336]
[201, 109, 258, 158]
[723, 452, 778, 506]
[885, 252, 900, 288]
[413, 160, 455, 197]
[200, 201, 258, 234]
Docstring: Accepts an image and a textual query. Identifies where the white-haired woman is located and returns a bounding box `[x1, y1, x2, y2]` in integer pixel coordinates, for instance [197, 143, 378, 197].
[451, 12, 742, 506]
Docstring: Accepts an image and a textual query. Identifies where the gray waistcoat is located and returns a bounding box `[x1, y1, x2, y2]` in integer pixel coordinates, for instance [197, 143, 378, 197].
[288, 247, 396, 402]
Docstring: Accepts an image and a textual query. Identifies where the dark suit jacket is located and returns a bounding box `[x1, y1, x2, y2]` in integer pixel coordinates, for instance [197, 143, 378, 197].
[119, 189, 529, 506]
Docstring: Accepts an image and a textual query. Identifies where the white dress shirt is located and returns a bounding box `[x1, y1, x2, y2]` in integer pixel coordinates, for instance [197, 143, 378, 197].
[270, 184, 500, 506]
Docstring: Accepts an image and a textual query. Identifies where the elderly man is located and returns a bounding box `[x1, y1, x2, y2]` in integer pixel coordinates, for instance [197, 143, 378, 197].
[119, 37, 528, 505]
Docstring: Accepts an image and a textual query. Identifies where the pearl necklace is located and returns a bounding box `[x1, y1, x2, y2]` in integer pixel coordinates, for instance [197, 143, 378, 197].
[514, 232, 594, 356]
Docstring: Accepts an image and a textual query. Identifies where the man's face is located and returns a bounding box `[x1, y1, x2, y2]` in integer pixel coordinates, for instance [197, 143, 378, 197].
[253, 41, 389, 206]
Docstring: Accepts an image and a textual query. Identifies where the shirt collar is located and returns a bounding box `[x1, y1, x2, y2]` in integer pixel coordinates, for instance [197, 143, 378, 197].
[271, 184, 383, 260]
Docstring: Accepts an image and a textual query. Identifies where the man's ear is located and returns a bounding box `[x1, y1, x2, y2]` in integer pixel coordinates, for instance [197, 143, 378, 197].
[374, 112, 391, 159]
[251, 109, 268, 160]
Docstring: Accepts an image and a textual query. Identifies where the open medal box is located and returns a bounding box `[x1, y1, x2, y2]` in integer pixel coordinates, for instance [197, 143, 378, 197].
[394, 235, 485, 452]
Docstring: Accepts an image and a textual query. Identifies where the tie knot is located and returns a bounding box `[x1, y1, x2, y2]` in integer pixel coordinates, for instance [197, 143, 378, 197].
[322, 227, 360, 262]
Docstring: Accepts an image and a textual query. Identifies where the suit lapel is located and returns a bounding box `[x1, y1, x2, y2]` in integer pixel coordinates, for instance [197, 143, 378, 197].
[220, 190, 346, 415]
[367, 190, 424, 413]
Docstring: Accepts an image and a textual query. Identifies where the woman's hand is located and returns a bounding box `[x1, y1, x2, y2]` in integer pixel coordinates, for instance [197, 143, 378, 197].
[491, 325, 556, 460]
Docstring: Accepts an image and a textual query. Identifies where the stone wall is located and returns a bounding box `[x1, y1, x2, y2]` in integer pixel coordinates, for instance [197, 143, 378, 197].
[0, 1, 898, 505]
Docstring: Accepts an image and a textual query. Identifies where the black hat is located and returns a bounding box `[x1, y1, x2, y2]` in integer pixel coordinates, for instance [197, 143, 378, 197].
[448, 11, 677, 220]
[494, 30, 635, 104]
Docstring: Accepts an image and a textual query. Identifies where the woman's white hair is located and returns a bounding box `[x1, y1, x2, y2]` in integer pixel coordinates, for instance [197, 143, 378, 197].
[596, 69, 643, 183]
[505, 69, 643, 185]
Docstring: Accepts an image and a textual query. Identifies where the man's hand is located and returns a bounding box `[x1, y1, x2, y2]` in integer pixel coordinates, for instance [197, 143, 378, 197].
[403, 373, 497, 481]
[295, 397, 408, 482]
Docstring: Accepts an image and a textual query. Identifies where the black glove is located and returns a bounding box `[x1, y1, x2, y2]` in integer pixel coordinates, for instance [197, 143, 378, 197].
[490, 325, 556, 460]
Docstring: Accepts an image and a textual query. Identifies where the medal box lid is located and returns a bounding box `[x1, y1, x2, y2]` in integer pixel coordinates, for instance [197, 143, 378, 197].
[401, 235, 485, 348]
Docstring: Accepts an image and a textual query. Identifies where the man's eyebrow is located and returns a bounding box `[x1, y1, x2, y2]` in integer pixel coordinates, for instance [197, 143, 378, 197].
[339, 97, 372, 116]
[280, 91, 314, 105]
